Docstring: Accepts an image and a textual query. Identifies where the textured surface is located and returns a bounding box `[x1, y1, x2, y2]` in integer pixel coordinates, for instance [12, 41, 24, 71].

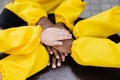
[1, 0, 120, 80]
[0, 0, 119, 17]
[81, 0, 118, 17]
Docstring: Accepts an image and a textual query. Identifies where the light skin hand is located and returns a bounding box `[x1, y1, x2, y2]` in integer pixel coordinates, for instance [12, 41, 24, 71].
[40, 27, 72, 46]
[52, 22, 73, 54]
[37, 17, 72, 68]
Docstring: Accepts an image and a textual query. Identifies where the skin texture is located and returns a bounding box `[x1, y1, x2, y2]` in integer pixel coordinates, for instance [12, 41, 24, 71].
[53, 23, 72, 54]
[38, 17, 72, 53]
[38, 17, 72, 68]
[40, 27, 72, 46]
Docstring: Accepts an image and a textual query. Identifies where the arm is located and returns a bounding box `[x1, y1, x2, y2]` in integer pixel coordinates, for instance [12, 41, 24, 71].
[0, 26, 42, 55]
[5, 0, 47, 25]
[38, 17, 72, 53]
[72, 37, 120, 68]
[73, 6, 120, 38]
[72, 6, 120, 67]
[55, 0, 86, 31]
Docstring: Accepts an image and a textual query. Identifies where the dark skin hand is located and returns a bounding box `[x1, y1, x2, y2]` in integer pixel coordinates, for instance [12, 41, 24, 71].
[37, 17, 72, 68]
[44, 45, 67, 68]
[37, 17, 72, 53]
[48, 23, 72, 68]
[53, 22, 73, 54]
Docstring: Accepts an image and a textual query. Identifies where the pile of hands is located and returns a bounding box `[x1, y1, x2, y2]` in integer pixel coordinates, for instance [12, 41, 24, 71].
[37, 17, 73, 68]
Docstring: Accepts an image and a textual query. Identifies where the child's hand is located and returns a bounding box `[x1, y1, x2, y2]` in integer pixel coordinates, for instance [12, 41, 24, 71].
[53, 39, 72, 53]
[45, 46, 67, 68]
[40, 28, 72, 46]
[52, 23, 73, 53]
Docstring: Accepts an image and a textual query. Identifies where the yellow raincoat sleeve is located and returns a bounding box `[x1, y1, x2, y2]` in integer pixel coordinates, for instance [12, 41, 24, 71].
[55, 0, 86, 31]
[5, 0, 47, 25]
[72, 6, 120, 68]
[0, 25, 42, 55]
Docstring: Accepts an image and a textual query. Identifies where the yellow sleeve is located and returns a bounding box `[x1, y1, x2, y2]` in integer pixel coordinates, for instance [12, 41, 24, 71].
[71, 6, 120, 68]
[55, 0, 86, 31]
[73, 6, 120, 38]
[5, 1, 47, 25]
[72, 37, 120, 68]
[0, 26, 42, 55]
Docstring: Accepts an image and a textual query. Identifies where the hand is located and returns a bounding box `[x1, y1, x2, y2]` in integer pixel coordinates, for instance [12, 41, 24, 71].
[40, 28, 72, 46]
[52, 23, 73, 54]
[45, 45, 68, 68]
[53, 39, 72, 53]
[37, 17, 73, 53]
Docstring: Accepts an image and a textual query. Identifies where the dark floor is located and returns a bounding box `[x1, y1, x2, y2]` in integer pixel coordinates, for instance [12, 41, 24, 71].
[1, 52, 120, 80]
[27, 56, 120, 80]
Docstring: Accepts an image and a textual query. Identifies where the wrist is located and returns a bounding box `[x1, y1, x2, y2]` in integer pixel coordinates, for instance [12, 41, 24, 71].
[37, 17, 54, 30]
[56, 22, 65, 26]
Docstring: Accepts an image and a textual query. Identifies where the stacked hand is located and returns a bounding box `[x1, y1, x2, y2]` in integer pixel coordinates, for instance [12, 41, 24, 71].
[40, 27, 72, 46]
[38, 17, 73, 68]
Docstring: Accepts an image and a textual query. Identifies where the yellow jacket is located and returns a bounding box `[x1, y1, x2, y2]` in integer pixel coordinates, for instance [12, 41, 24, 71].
[0, 0, 86, 80]
[0, 26, 41, 55]
[0, 26, 49, 80]
[72, 6, 120, 68]
[5, 0, 86, 30]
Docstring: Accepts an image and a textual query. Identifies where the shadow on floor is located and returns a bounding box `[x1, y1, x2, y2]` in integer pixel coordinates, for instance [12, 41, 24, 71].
[27, 56, 120, 80]
[0, 53, 120, 80]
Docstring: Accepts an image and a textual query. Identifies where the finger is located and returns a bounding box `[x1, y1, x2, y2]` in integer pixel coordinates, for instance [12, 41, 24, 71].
[62, 57, 65, 62]
[48, 55, 51, 66]
[46, 28, 67, 33]
[52, 48, 60, 59]
[65, 53, 68, 56]
[56, 30, 70, 34]
[50, 41, 63, 46]
[52, 56, 57, 68]
[59, 52, 65, 59]
[55, 35, 72, 41]
[48, 62, 50, 66]
[59, 52, 66, 62]
[57, 33, 72, 38]
[57, 58, 61, 67]
[45, 46, 53, 55]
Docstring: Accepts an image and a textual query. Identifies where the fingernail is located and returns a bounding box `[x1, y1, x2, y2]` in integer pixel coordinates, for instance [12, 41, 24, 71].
[65, 53, 68, 56]
[62, 58, 65, 62]
[50, 52, 53, 55]
[48, 62, 50, 66]
[57, 63, 61, 67]
[52, 65, 56, 68]
[56, 56, 59, 59]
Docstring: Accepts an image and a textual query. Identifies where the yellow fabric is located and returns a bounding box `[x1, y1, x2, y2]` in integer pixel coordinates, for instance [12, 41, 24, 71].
[0, 45, 49, 80]
[5, 2, 47, 25]
[0, 26, 49, 80]
[1, 0, 86, 79]
[55, 0, 86, 31]
[5, 0, 85, 27]
[0, 26, 42, 55]
[72, 6, 120, 67]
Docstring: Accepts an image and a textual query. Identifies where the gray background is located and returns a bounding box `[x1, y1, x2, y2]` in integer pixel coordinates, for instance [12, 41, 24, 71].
[0, 0, 119, 17]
